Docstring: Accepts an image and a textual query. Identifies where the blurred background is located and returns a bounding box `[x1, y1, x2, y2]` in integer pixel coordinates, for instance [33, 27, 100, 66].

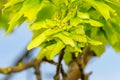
[0, 23, 120, 80]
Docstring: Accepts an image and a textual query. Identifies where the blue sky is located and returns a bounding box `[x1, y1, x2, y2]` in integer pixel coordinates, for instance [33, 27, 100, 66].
[0, 24, 120, 80]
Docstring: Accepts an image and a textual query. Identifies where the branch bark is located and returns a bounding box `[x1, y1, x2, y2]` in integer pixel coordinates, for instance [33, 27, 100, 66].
[54, 48, 65, 80]
[0, 59, 42, 74]
[66, 46, 96, 80]
[34, 64, 41, 80]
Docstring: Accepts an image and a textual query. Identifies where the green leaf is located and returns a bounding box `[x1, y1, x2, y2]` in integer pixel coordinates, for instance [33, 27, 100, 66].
[63, 46, 73, 64]
[63, 0, 69, 6]
[6, 9, 23, 35]
[32, 28, 47, 39]
[22, 0, 45, 21]
[102, 19, 118, 45]
[54, 33, 75, 47]
[88, 38, 102, 46]
[112, 42, 120, 52]
[63, 45, 81, 64]
[36, 4, 56, 21]
[90, 28, 107, 44]
[70, 34, 87, 43]
[77, 11, 90, 19]
[62, 10, 75, 24]
[45, 19, 57, 28]
[37, 40, 65, 60]
[3, 0, 24, 11]
[27, 30, 47, 50]
[63, 52, 72, 65]
[37, 47, 48, 60]
[5, 0, 51, 34]
[46, 40, 65, 60]
[86, 0, 116, 20]
[0, 15, 8, 29]
[28, 21, 47, 30]
[28, 28, 66, 50]
[91, 45, 105, 57]
[70, 17, 83, 26]
[70, 26, 85, 35]
[28, 19, 58, 30]
[88, 19, 103, 27]
[78, 43, 86, 47]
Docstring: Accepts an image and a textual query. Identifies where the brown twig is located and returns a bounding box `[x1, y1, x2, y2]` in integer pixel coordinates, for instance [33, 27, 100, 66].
[34, 64, 41, 80]
[66, 46, 95, 80]
[43, 58, 57, 65]
[0, 59, 41, 74]
[72, 53, 85, 80]
[0, 57, 60, 80]
[3, 49, 31, 80]
[16, 50, 31, 65]
[54, 48, 65, 80]
[61, 64, 67, 80]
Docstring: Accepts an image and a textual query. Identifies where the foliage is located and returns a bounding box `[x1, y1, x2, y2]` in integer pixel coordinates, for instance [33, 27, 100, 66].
[0, 0, 9, 29]
[1, 0, 120, 64]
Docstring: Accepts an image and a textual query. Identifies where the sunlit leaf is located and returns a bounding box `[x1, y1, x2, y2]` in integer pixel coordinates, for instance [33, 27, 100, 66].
[2, 0, 120, 60]
[70, 34, 87, 43]
[28, 21, 47, 30]
[64, 51, 72, 65]
[28, 28, 66, 50]
[86, 0, 116, 20]
[6, 9, 23, 35]
[88, 38, 102, 46]
[77, 11, 90, 19]
[53, 33, 75, 47]
[46, 40, 65, 60]
[88, 19, 103, 27]
[91, 45, 105, 57]
[27, 30, 47, 50]
[3, 0, 24, 11]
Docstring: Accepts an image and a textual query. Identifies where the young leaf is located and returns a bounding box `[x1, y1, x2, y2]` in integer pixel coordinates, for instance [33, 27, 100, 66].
[70, 17, 83, 26]
[112, 42, 120, 52]
[28, 21, 47, 30]
[22, 0, 45, 21]
[70, 34, 87, 43]
[86, 0, 116, 20]
[63, 0, 69, 6]
[3, 0, 24, 11]
[28, 28, 66, 50]
[63, 51, 72, 65]
[62, 10, 75, 24]
[53, 33, 75, 47]
[37, 47, 47, 60]
[91, 45, 105, 57]
[77, 11, 90, 19]
[45, 19, 57, 28]
[27, 30, 47, 50]
[48, 40, 65, 60]
[88, 19, 103, 27]
[70, 26, 85, 35]
[88, 38, 102, 46]
[37, 40, 65, 60]
[6, 9, 23, 35]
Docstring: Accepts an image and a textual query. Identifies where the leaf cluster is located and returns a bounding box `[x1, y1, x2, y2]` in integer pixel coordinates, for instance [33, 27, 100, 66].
[2, 0, 120, 64]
